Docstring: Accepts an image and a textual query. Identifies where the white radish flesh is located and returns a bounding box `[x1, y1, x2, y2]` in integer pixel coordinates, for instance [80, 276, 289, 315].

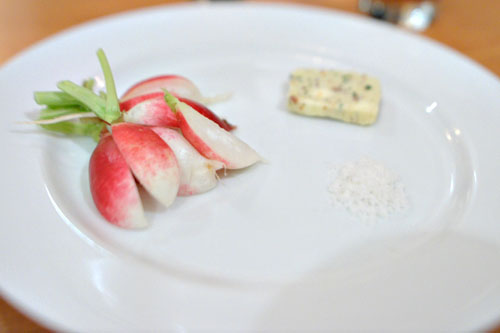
[176, 102, 261, 169]
[152, 127, 224, 196]
[121, 75, 203, 102]
[123, 97, 178, 127]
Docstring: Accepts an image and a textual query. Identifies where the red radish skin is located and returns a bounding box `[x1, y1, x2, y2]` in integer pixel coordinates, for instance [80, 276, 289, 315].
[123, 96, 179, 127]
[112, 123, 180, 207]
[121, 75, 202, 102]
[180, 97, 235, 131]
[177, 111, 229, 165]
[177, 184, 213, 196]
[178, 184, 195, 196]
[175, 102, 261, 169]
[89, 134, 147, 228]
[119, 92, 163, 111]
[120, 92, 235, 131]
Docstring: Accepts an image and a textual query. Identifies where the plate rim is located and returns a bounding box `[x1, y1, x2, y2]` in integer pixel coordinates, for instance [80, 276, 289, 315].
[1, 2, 500, 331]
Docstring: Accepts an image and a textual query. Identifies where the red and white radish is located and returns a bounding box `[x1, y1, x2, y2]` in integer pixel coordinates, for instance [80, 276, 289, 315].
[165, 94, 261, 169]
[89, 133, 147, 229]
[111, 123, 180, 207]
[121, 75, 203, 102]
[31, 49, 262, 228]
[181, 97, 235, 132]
[119, 92, 160, 111]
[120, 92, 235, 131]
[152, 127, 224, 196]
[123, 95, 179, 127]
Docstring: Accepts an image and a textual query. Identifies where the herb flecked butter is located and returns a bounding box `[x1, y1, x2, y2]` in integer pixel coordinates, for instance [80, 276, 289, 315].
[287, 69, 381, 125]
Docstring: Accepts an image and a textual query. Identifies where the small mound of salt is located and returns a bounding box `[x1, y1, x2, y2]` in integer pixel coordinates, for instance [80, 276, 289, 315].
[328, 157, 409, 220]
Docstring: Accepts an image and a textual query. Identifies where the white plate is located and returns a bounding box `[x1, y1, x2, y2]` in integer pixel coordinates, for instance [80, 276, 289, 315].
[1, 2, 500, 331]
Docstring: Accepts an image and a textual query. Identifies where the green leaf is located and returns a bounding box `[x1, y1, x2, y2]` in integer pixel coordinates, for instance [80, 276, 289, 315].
[37, 107, 104, 141]
[96, 49, 121, 123]
[34, 91, 82, 108]
[57, 80, 115, 122]
[40, 121, 105, 142]
[38, 106, 89, 120]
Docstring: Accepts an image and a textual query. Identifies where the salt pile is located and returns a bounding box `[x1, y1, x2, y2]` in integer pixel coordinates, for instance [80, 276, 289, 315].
[328, 157, 409, 220]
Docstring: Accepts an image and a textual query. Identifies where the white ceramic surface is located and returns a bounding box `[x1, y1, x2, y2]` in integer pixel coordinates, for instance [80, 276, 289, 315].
[1, 2, 500, 331]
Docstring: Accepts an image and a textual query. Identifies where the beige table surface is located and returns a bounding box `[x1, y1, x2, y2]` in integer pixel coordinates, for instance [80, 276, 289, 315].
[1, 0, 499, 331]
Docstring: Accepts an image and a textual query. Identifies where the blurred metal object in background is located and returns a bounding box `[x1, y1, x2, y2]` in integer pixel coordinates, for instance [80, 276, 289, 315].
[358, 0, 437, 31]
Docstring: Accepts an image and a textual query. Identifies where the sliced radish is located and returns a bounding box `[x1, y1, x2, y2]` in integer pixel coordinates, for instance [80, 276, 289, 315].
[121, 75, 203, 102]
[175, 101, 261, 169]
[120, 92, 235, 131]
[111, 123, 180, 207]
[119, 92, 163, 112]
[180, 97, 235, 131]
[123, 95, 178, 127]
[89, 133, 147, 228]
[152, 127, 224, 196]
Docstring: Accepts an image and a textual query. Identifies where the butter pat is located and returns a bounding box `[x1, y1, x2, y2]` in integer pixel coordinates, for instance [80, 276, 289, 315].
[287, 69, 381, 125]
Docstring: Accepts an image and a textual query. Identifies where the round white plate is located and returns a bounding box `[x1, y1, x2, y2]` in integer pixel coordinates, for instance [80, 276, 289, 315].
[1, 2, 500, 331]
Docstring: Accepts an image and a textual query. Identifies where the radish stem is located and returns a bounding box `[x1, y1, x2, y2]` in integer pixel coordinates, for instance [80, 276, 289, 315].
[96, 49, 121, 123]
[163, 90, 179, 112]
[26, 112, 97, 125]
[57, 80, 115, 122]
[82, 78, 95, 91]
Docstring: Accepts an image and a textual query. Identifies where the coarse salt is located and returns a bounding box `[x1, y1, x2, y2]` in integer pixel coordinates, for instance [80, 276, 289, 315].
[328, 157, 409, 220]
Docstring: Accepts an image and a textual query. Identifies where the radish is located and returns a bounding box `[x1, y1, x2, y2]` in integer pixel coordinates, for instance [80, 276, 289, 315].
[121, 75, 203, 102]
[120, 92, 235, 131]
[123, 95, 179, 127]
[30, 49, 262, 228]
[111, 123, 180, 207]
[181, 97, 235, 132]
[152, 127, 224, 196]
[164, 92, 261, 170]
[119, 92, 161, 112]
[120, 74, 232, 106]
[89, 133, 147, 229]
